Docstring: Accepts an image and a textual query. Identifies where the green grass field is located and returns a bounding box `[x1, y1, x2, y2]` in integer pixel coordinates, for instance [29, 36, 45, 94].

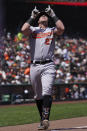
[0, 102, 87, 127]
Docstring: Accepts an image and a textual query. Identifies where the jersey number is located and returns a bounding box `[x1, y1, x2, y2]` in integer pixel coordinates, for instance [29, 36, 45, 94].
[45, 38, 53, 45]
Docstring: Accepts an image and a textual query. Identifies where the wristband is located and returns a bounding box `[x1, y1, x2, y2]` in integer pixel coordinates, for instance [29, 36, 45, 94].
[52, 15, 59, 23]
[26, 17, 34, 25]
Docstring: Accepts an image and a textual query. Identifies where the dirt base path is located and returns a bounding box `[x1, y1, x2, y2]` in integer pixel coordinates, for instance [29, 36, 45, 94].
[0, 117, 87, 131]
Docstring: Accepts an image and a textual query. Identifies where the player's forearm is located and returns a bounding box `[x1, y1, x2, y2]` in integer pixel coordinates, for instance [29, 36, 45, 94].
[56, 19, 65, 35]
[45, 6, 65, 35]
[21, 16, 35, 36]
[52, 14, 65, 34]
[21, 15, 35, 36]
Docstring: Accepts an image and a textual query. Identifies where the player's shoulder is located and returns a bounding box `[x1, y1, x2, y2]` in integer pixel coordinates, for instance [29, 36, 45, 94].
[47, 27, 56, 31]
[29, 26, 39, 32]
[30, 26, 56, 32]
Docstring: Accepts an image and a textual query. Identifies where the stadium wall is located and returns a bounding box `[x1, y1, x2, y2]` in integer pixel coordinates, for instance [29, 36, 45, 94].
[0, 83, 87, 104]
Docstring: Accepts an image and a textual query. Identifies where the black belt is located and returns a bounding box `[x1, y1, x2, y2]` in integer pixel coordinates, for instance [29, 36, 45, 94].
[31, 60, 53, 64]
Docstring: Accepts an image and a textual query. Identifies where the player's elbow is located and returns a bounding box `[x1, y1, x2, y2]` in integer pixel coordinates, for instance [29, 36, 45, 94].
[21, 29, 30, 36]
[60, 25, 65, 32]
[57, 25, 65, 35]
[56, 20, 65, 33]
[21, 30, 27, 36]
[60, 25, 65, 34]
[21, 23, 30, 36]
[21, 27, 25, 33]
[21, 29, 27, 36]
[21, 27, 26, 35]
[58, 23, 65, 33]
[21, 28, 27, 36]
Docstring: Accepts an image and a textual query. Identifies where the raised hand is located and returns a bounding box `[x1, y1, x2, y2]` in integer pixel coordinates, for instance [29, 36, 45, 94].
[45, 5, 56, 18]
[31, 6, 40, 19]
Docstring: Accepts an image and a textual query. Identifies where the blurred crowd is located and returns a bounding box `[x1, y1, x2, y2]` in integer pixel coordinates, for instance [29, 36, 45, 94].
[0, 32, 31, 85]
[0, 32, 87, 85]
[54, 36, 87, 83]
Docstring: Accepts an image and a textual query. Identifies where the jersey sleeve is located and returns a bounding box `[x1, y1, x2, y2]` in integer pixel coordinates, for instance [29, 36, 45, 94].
[29, 26, 36, 32]
[51, 27, 56, 31]
[51, 27, 57, 37]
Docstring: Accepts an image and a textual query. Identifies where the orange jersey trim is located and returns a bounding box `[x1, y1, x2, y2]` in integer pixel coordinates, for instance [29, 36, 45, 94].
[32, 31, 53, 39]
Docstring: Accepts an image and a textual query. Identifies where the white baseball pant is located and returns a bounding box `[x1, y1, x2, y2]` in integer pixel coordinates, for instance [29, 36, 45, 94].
[30, 62, 56, 100]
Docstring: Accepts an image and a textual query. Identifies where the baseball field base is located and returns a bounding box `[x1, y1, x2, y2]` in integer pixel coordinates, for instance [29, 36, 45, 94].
[48, 126, 87, 131]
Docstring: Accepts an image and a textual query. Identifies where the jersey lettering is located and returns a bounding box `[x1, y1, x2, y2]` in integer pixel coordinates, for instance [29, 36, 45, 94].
[32, 31, 53, 39]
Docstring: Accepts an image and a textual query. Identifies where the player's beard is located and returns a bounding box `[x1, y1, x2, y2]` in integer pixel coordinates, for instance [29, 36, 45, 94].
[38, 20, 48, 27]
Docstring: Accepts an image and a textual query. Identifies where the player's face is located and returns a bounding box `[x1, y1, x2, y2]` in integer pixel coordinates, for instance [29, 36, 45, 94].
[38, 15, 48, 24]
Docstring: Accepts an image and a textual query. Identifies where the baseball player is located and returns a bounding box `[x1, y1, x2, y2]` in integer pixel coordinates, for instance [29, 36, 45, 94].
[21, 5, 65, 130]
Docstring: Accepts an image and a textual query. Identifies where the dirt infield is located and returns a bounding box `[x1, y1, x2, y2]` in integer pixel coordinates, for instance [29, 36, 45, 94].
[0, 117, 87, 131]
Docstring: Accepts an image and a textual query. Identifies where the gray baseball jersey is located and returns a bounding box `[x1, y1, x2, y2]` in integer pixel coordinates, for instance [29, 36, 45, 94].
[29, 26, 56, 61]
[29, 26, 56, 99]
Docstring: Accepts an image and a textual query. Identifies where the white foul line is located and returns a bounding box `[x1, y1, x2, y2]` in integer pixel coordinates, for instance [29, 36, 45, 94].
[51, 126, 87, 130]
[74, 126, 87, 129]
